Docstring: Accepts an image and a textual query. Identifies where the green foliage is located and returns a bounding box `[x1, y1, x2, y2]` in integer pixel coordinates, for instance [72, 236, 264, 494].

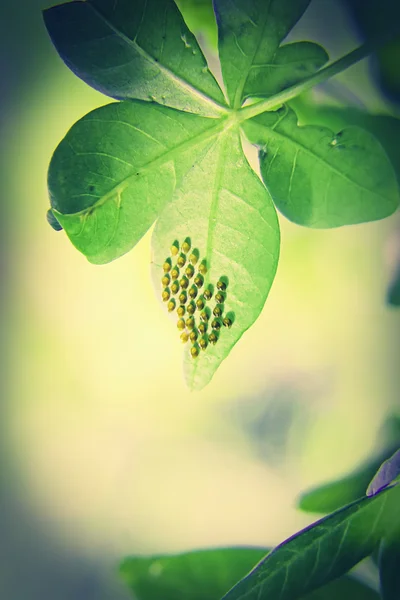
[120, 547, 269, 600]
[379, 532, 400, 600]
[119, 546, 380, 600]
[222, 484, 400, 599]
[44, 0, 400, 385]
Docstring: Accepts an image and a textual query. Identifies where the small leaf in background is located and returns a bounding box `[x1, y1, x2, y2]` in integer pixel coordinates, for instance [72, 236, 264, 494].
[151, 129, 280, 390]
[222, 484, 400, 600]
[119, 547, 269, 600]
[243, 105, 399, 228]
[379, 531, 400, 600]
[387, 263, 400, 306]
[367, 448, 400, 496]
[43, 0, 227, 116]
[298, 415, 400, 513]
[47, 100, 222, 264]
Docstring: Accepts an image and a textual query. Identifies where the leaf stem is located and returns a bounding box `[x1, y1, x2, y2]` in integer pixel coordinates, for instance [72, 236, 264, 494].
[237, 37, 391, 122]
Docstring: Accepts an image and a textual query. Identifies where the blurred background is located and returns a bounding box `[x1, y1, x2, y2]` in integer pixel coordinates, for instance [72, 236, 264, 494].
[1, 0, 399, 598]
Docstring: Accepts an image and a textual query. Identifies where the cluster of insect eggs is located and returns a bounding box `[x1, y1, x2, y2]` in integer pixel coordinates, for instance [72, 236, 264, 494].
[161, 239, 232, 358]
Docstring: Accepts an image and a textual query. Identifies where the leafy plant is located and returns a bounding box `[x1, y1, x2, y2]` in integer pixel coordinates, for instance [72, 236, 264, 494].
[118, 450, 400, 599]
[43, 0, 399, 390]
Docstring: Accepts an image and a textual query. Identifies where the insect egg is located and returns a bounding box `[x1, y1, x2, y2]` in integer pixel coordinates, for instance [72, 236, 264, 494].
[177, 318, 186, 330]
[203, 288, 212, 301]
[194, 275, 203, 288]
[198, 322, 207, 334]
[199, 337, 208, 350]
[180, 277, 189, 290]
[198, 261, 207, 275]
[177, 254, 186, 267]
[161, 275, 170, 287]
[177, 305, 185, 317]
[185, 264, 195, 278]
[213, 305, 223, 317]
[216, 280, 227, 291]
[186, 317, 195, 330]
[196, 298, 205, 311]
[187, 301, 196, 315]
[211, 319, 221, 330]
[171, 243, 179, 256]
[215, 292, 225, 304]
[189, 253, 198, 265]
[167, 299, 176, 312]
[191, 345, 199, 358]
[163, 261, 171, 273]
[179, 291, 187, 304]
[200, 311, 209, 322]
[180, 331, 189, 343]
[171, 281, 180, 295]
[188, 286, 198, 299]
[162, 289, 170, 302]
[182, 240, 191, 253]
[189, 330, 198, 343]
[170, 267, 179, 280]
[223, 317, 233, 328]
[209, 332, 218, 345]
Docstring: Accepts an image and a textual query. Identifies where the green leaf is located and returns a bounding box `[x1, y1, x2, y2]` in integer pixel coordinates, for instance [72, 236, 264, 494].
[151, 128, 280, 390]
[379, 532, 400, 600]
[120, 546, 269, 600]
[119, 547, 379, 600]
[213, 0, 317, 107]
[367, 449, 400, 496]
[46, 209, 62, 231]
[43, 0, 227, 116]
[48, 100, 224, 264]
[243, 42, 328, 100]
[222, 484, 400, 600]
[242, 105, 399, 227]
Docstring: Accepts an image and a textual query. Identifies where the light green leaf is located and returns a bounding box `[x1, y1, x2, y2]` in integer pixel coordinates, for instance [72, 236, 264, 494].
[222, 484, 400, 600]
[244, 42, 328, 100]
[243, 105, 399, 227]
[48, 100, 224, 264]
[379, 531, 400, 600]
[43, 0, 227, 116]
[151, 128, 280, 390]
[213, 0, 313, 107]
[120, 546, 269, 600]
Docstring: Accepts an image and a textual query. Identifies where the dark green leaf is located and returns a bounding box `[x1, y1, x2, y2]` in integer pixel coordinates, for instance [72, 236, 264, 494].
[367, 448, 400, 496]
[243, 105, 399, 227]
[43, 0, 227, 116]
[379, 532, 400, 600]
[48, 100, 223, 264]
[151, 129, 280, 390]
[222, 484, 400, 600]
[387, 262, 400, 307]
[213, 0, 314, 107]
[304, 575, 380, 600]
[120, 546, 269, 600]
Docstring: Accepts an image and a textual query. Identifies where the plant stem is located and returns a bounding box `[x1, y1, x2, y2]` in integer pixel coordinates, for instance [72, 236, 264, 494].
[237, 37, 389, 122]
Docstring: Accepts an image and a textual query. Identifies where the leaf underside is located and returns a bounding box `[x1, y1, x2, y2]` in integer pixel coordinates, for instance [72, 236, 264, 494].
[44, 0, 400, 387]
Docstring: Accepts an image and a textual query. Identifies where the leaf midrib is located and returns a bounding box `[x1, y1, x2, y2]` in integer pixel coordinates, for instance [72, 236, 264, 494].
[87, 0, 228, 114]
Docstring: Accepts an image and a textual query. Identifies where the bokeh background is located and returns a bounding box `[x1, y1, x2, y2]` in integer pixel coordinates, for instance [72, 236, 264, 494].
[1, 0, 400, 598]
